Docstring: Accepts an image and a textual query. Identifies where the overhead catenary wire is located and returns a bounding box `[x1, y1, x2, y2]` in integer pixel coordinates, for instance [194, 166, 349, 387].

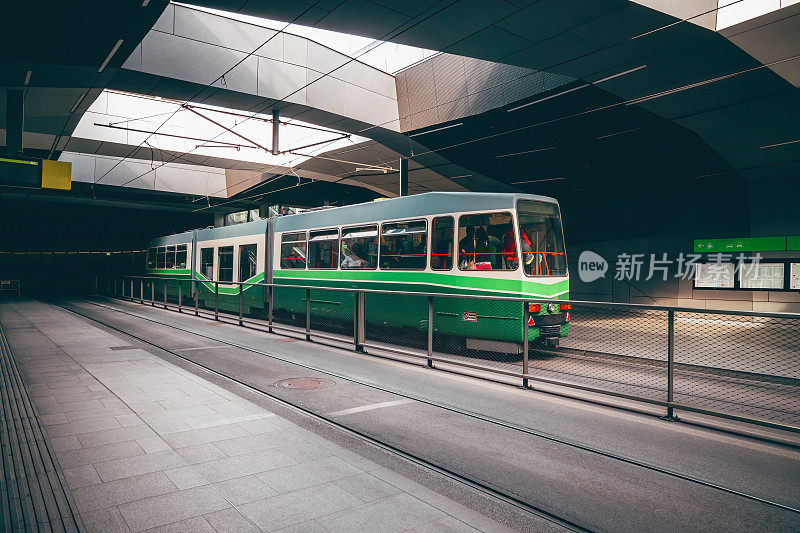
[90, 0, 775, 203]
[180, 0, 771, 202]
[92, 0, 329, 187]
[105, 0, 466, 199]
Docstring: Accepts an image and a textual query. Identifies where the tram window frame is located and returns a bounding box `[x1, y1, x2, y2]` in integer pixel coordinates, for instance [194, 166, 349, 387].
[218, 246, 234, 282]
[380, 219, 428, 271]
[340, 225, 378, 270]
[201, 248, 214, 280]
[146, 248, 156, 270]
[175, 244, 188, 269]
[166, 245, 176, 269]
[457, 212, 517, 271]
[157, 246, 166, 269]
[280, 232, 307, 270]
[308, 229, 339, 270]
[239, 243, 258, 282]
[517, 199, 568, 278]
[431, 216, 454, 271]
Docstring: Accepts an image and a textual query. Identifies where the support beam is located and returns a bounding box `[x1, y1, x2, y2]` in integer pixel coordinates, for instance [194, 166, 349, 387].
[6, 89, 24, 155]
[272, 109, 280, 156]
[399, 158, 408, 197]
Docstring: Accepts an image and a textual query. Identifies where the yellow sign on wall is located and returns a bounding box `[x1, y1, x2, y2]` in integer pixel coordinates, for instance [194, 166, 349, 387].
[41, 159, 71, 190]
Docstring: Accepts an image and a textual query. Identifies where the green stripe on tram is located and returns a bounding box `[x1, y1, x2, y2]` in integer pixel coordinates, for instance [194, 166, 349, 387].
[147, 268, 568, 299]
[147, 268, 191, 276]
[272, 269, 568, 298]
[196, 271, 265, 294]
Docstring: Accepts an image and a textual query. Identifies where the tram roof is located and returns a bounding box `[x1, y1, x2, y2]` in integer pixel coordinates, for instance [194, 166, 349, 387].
[148, 192, 559, 244]
[274, 192, 558, 233]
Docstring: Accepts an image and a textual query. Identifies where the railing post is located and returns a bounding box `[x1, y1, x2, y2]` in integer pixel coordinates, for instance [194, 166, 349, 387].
[214, 281, 219, 320]
[305, 288, 311, 341]
[354, 290, 365, 352]
[139, 279, 143, 303]
[194, 279, 199, 316]
[267, 285, 273, 333]
[523, 303, 530, 389]
[151, 280, 155, 306]
[664, 309, 677, 421]
[130, 279, 134, 301]
[178, 281, 182, 313]
[239, 283, 244, 326]
[427, 296, 434, 368]
[163, 280, 167, 308]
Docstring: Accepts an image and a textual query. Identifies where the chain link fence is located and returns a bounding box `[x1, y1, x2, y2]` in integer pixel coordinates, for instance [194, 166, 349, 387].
[107, 276, 800, 433]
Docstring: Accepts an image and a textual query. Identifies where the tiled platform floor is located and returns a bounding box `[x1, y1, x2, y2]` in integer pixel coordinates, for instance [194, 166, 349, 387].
[1, 300, 511, 533]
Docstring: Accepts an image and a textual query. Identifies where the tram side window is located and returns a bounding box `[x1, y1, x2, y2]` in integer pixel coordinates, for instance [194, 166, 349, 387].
[308, 229, 339, 269]
[201, 248, 214, 279]
[280, 232, 307, 269]
[175, 244, 187, 269]
[157, 247, 166, 269]
[146, 248, 156, 270]
[340, 226, 378, 270]
[239, 244, 257, 281]
[166, 245, 176, 269]
[431, 217, 454, 271]
[380, 220, 427, 270]
[458, 212, 516, 271]
[218, 246, 234, 282]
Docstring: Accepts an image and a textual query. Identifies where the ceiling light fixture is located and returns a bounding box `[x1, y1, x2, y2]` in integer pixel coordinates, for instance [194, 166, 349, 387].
[510, 177, 566, 185]
[408, 122, 463, 137]
[98, 39, 124, 73]
[760, 139, 800, 149]
[495, 146, 557, 158]
[597, 127, 643, 140]
[508, 65, 647, 113]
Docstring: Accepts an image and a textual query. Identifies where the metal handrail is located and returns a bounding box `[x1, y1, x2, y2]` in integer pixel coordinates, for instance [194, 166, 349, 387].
[105, 273, 800, 435]
[123, 274, 800, 320]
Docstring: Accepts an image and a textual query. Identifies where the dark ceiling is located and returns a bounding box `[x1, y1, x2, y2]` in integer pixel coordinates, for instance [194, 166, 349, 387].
[179, 0, 798, 242]
[2, 0, 798, 246]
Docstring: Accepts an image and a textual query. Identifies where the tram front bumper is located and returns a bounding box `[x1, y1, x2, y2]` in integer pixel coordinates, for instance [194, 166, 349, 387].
[530, 312, 569, 338]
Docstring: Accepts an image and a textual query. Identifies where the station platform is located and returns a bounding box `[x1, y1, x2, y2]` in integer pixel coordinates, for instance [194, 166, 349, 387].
[2, 297, 800, 532]
[0, 299, 510, 533]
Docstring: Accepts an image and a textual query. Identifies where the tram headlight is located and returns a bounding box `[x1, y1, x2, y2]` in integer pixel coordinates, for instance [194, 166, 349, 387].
[547, 303, 556, 313]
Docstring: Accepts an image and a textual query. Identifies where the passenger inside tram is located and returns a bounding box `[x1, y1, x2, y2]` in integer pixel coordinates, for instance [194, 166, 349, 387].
[459, 212, 516, 271]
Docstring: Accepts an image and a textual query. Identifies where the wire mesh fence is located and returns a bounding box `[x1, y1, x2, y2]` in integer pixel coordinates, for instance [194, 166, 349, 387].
[107, 276, 800, 432]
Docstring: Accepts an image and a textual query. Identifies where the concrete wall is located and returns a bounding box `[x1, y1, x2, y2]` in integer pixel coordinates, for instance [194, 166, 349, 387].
[568, 238, 800, 313]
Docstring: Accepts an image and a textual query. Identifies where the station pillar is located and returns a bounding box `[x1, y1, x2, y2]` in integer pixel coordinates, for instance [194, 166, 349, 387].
[399, 158, 408, 197]
[6, 89, 24, 154]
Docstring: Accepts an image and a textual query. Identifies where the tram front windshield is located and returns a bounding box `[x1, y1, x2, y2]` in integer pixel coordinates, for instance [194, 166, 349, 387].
[517, 200, 567, 276]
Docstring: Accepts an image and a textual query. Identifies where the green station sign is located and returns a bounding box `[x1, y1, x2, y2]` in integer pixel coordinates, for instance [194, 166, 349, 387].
[788, 236, 800, 251]
[693, 236, 787, 253]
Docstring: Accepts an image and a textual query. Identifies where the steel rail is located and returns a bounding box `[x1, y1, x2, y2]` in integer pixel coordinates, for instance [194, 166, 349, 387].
[54, 299, 591, 533]
[60, 298, 800, 516]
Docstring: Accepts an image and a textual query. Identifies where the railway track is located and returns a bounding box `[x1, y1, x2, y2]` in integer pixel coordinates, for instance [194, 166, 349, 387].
[53, 298, 800, 529]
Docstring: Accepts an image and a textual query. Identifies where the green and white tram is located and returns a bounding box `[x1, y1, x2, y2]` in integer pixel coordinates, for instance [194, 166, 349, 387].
[145, 192, 570, 351]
